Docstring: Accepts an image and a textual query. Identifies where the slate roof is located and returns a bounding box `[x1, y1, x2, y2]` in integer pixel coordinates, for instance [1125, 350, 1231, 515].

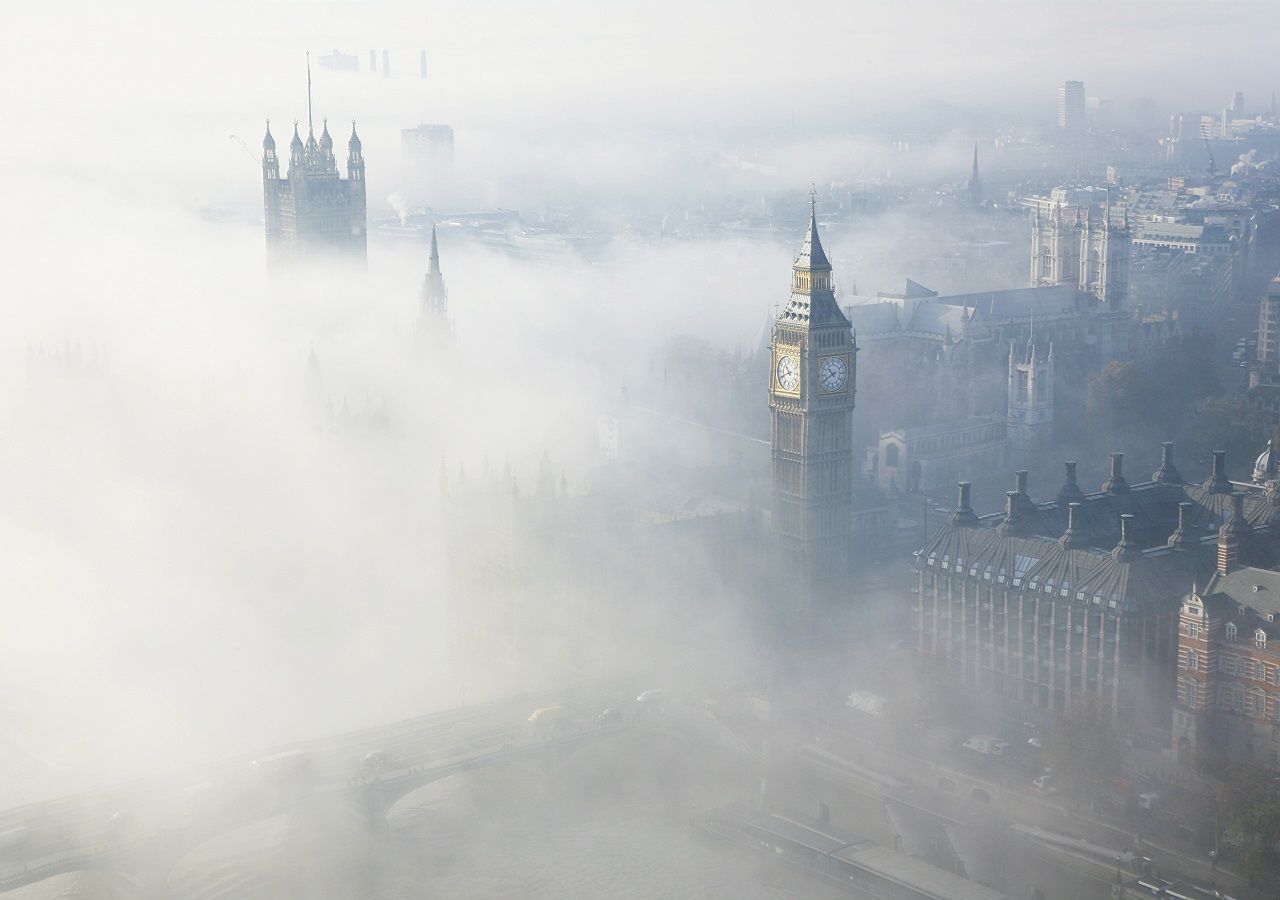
[919, 452, 1280, 614]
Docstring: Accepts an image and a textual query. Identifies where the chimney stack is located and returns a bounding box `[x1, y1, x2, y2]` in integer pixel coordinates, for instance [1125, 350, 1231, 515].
[1153, 441, 1183, 484]
[1102, 452, 1129, 495]
[950, 481, 979, 526]
[1218, 492, 1249, 574]
[1169, 501, 1196, 549]
[1060, 501, 1084, 547]
[1207, 450, 1232, 494]
[1113, 513, 1139, 558]
[1057, 460, 1085, 503]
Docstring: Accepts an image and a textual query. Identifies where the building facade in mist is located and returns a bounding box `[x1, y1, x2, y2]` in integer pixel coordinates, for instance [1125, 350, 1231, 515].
[1006, 338, 1053, 459]
[1030, 202, 1130, 309]
[1058, 80, 1085, 132]
[421, 224, 449, 332]
[262, 119, 367, 268]
[1250, 275, 1280, 389]
[402, 123, 455, 207]
[1174, 537, 1280, 769]
[914, 447, 1280, 735]
[769, 199, 857, 604]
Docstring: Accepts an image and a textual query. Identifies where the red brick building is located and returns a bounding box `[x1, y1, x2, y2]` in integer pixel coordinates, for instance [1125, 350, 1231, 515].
[1174, 494, 1280, 766]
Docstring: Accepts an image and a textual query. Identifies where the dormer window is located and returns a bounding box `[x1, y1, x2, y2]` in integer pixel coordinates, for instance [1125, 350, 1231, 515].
[1257, 630, 1268, 651]
[1226, 622, 1238, 642]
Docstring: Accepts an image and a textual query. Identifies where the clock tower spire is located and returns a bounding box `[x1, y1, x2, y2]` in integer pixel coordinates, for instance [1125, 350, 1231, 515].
[769, 193, 857, 613]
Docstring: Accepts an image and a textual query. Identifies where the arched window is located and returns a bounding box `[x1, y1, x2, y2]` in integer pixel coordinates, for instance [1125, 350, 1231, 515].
[1257, 630, 1268, 651]
[1187, 649, 1199, 671]
[1226, 622, 1238, 642]
[885, 444, 899, 467]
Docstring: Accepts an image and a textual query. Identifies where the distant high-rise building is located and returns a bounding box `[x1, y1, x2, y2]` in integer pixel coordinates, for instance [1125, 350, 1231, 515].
[1058, 80, 1085, 131]
[968, 144, 983, 206]
[1231, 91, 1246, 117]
[382, 49, 390, 78]
[318, 50, 358, 72]
[420, 50, 428, 79]
[421, 224, 449, 331]
[1252, 276, 1280, 387]
[369, 49, 377, 73]
[262, 64, 366, 267]
[402, 123, 456, 206]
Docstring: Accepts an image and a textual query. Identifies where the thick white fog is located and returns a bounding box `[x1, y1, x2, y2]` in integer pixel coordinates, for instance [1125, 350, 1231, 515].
[2, 6, 1279, 898]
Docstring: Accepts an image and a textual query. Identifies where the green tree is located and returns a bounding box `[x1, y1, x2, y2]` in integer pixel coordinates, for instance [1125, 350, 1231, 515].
[1043, 696, 1123, 812]
[1215, 762, 1280, 885]
[1185, 396, 1273, 477]
[1086, 361, 1149, 431]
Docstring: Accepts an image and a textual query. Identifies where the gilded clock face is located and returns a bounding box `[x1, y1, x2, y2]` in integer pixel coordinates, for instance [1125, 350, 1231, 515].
[776, 355, 800, 392]
[819, 356, 848, 392]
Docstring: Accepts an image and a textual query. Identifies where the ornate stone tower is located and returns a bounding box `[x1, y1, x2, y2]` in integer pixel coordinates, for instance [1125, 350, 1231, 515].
[262, 58, 367, 269]
[420, 224, 450, 332]
[770, 195, 857, 606]
[1007, 337, 1053, 457]
[1078, 202, 1129, 309]
[1030, 201, 1129, 309]
[1030, 203, 1080, 288]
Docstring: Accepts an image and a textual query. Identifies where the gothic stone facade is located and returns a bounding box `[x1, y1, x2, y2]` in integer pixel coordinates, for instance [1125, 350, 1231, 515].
[915, 447, 1280, 733]
[262, 119, 367, 268]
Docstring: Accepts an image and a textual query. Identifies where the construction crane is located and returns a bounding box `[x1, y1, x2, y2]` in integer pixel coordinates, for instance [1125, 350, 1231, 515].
[228, 134, 259, 165]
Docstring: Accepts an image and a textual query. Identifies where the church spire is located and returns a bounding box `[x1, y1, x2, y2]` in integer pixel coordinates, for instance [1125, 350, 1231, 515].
[777, 190, 848, 327]
[421, 223, 449, 329]
[795, 187, 831, 271]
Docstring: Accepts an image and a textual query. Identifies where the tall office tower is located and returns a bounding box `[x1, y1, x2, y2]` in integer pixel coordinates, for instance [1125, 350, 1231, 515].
[382, 50, 390, 78]
[1252, 276, 1280, 388]
[262, 63, 367, 267]
[1058, 80, 1085, 131]
[769, 195, 857, 611]
[402, 123, 456, 206]
[369, 50, 377, 73]
[420, 50, 428, 79]
[1231, 91, 1246, 117]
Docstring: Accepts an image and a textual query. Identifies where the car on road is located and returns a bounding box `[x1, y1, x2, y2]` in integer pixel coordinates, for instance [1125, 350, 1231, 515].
[962, 735, 1009, 757]
[528, 705, 573, 725]
[1032, 774, 1054, 793]
[598, 707, 621, 723]
[361, 750, 389, 773]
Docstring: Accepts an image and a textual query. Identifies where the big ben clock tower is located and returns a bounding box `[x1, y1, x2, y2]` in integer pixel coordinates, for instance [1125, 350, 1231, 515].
[769, 193, 857, 609]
